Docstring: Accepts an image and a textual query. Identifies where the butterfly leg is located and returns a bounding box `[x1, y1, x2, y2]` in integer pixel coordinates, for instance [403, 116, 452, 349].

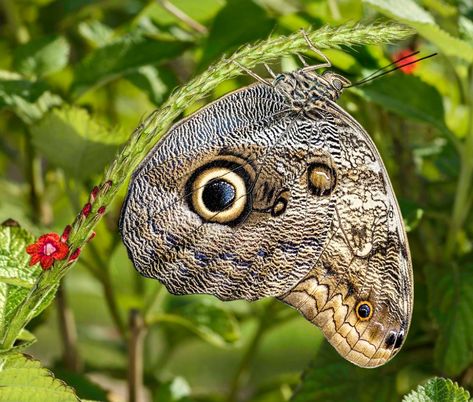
[232, 60, 272, 86]
[264, 63, 277, 79]
[299, 29, 332, 71]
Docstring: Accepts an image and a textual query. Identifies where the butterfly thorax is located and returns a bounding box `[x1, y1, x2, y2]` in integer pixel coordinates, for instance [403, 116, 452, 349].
[273, 69, 351, 112]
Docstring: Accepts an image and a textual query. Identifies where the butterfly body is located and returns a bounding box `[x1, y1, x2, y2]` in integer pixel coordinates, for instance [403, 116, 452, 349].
[120, 63, 413, 368]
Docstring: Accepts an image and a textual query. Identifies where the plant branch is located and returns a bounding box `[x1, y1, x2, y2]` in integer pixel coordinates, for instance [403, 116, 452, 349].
[228, 301, 277, 402]
[128, 309, 146, 402]
[156, 0, 208, 34]
[445, 64, 473, 257]
[56, 283, 82, 372]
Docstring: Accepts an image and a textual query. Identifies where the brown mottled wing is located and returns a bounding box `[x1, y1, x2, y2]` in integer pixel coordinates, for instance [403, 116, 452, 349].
[279, 100, 413, 368]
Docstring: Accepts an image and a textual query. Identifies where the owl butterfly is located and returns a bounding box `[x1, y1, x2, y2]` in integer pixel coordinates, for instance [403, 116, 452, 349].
[120, 38, 414, 368]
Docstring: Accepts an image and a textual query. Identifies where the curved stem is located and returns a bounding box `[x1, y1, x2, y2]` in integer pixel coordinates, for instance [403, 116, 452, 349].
[228, 301, 276, 402]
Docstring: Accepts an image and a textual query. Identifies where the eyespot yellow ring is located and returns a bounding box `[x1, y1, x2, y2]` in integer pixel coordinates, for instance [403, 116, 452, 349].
[355, 300, 373, 321]
[308, 162, 336, 196]
[188, 164, 250, 225]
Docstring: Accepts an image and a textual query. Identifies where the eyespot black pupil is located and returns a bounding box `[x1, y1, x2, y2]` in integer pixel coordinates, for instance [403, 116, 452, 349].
[202, 179, 236, 212]
[358, 303, 371, 318]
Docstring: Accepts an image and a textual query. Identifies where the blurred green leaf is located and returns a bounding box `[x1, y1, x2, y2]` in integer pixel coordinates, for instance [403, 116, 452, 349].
[402, 377, 471, 402]
[399, 198, 424, 232]
[0, 329, 36, 356]
[364, 0, 473, 62]
[357, 74, 449, 137]
[51, 367, 108, 402]
[199, 0, 275, 67]
[0, 223, 38, 344]
[30, 106, 127, 180]
[291, 343, 400, 402]
[126, 65, 177, 105]
[149, 298, 240, 347]
[154, 377, 194, 402]
[71, 33, 189, 98]
[12, 36, 70, 78]
[0, 354, 80, 401]
[144, 0, 224, 26]
[0, 71, 62, 124]
[426, 263, 473, 376]
[77, 21, 114, 48]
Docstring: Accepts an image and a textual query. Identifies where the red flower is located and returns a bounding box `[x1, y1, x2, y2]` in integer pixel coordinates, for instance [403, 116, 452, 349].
[26, 233, 69, 270]
[392, 49, 418, 74]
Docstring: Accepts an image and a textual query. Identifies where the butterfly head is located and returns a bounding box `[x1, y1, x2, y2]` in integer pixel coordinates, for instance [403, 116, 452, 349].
[320, 71, 351, 100]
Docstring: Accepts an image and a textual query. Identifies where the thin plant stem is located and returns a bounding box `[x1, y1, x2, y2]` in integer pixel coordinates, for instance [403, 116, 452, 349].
[445, 65, 473, 257]
[56, 283, 82, 372]
[157, 0, 207, 34]
[87, 242, 127, 340]
[128, 309, 146, 402]
[0, 0, 30, 44]
[228, 301, 276, 402]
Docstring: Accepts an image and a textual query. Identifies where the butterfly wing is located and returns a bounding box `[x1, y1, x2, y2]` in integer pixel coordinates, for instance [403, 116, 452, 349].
[120, 84, 343, 301]
[280, 100, 413, 368]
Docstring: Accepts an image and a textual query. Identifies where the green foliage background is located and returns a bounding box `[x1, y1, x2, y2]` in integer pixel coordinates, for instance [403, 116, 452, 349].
[0, 0, 472, 401]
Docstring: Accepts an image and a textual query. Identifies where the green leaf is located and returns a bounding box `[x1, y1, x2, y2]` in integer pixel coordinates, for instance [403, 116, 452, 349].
[291, 343, 400, 402]
[402, 377, 471, 402]
[399, 198, 424, 232]
[77, 20, 114, 48]
[364, 0, 473, 62]
[199, 0, 275, 67]
[30, 106, 127, 180]
[126, 65, 177, 105]
[12, 35, 70, 78]
[357, 74, 450, 137]
[71, 33, 189, 98]
[0, 71, 62, 124]
[148, 297, 240, 347]
[426, 263, 473, 376]
[145, 0, 224, 26]
[0, 223, 39, 343]
[51, 367, 108, 402]
[0, 330, 36, 357]
[154, 377, 193, 402]
[0, 354, 80, 401]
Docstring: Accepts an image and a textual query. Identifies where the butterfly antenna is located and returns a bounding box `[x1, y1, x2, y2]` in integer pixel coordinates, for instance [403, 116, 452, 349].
[349, 52, 437, 87]
[360, 50, 420, 82]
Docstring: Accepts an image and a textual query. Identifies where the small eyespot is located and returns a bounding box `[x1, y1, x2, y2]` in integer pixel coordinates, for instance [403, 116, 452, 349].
[385, 330, 404, 349]
[271, 192, 289, 217]
[308, 162, 336, 196]
[385, 331, 397, 347]
[355, 301, 373, 321]
[186, 161, 253, 225]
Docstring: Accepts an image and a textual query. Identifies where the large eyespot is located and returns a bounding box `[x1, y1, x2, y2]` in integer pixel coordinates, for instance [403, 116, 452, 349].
[355, 301, 373, 321]
[307, 162, 336, 196]
[186, 161, 253, 225]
